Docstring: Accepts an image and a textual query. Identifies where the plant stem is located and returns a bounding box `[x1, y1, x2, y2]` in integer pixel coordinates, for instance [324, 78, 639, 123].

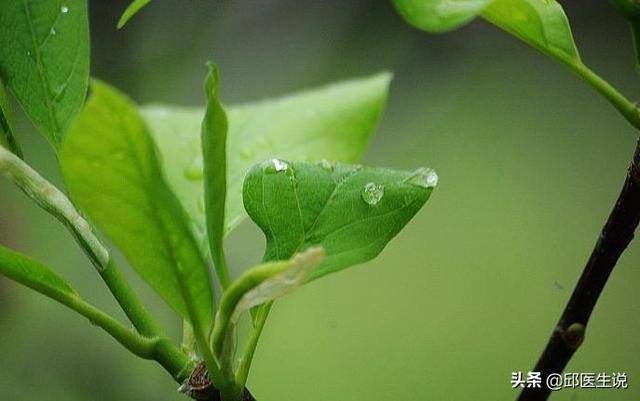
[99, 257, 162, 337]
[236, 303, 272, 389]
[172, 263, 231, 397]
[560, 56, 640, 130]
[0, 146, 195, 381]
[0, 147, 166, 335]
[518, 139, 640, 401]
[69, 295, 193, 382]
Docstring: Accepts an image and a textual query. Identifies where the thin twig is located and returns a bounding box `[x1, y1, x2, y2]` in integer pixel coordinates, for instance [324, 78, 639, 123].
[518, 139, 640, 401]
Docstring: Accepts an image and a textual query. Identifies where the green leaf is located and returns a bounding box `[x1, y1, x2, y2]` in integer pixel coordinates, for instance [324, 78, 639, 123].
[243, 160, 437, 280]
[117, 0, 151, 29]
[393, 0, 494, 33]
[212, 247, 324, 365]
[0, 0, 90, 147]
[0, 244, 77, 303]
[140, 72, 391, 239]
[201, 63, 230, 288]
[59, 80, 213, 330]
[0, 79, 23, 158]
[481, 0, 580, 63]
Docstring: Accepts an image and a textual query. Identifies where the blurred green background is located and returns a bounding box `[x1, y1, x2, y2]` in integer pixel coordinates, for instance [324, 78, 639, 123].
[1, 1, 639, 400]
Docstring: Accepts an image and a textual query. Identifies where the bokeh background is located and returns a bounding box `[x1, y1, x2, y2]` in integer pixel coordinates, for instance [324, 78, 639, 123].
[1, 1, 639, 400]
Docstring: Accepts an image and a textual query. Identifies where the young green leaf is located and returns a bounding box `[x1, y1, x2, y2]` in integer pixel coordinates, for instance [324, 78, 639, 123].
[393, 0, 494, 33]
[243, 160, 437, 280]
[117, 0, 151, 29]
[201, 63, 230, 288]
[0, 79, 22, 158]
[59, 80, 213, 331]
[0, 0, 90, 147]
[212, 248, 325, 366]
[0, 244, 78, 302]
[141, 72, 391, 238]
[480, 0, 580, 63]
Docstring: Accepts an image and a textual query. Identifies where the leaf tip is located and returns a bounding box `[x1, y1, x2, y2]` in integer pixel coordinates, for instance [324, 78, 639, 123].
[117, 0, 152, 29]
[204, 62, 221, 97]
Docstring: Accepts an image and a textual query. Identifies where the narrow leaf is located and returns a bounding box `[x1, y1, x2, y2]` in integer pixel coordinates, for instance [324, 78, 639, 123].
[141, 72, 391, 238]
[0, 0, 90, 146]
[0, 79, 22, 157]
[243, 160, 437, 280]
[201, 63, 230, 287]
[393, 0, 494, 33]
[481, 0, 580, 63]
[117, 0, 151, 29]
[59, 80, 213, 330]
[212, 247, 325, 363]
[0, 244, 77, 303]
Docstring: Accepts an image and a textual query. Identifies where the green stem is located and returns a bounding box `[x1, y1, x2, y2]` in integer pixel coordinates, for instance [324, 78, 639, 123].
[0, 146, 194, 382]
[67, 295, 192, 382]
[173, 265, 232, 397]
[235, 303, 272, 389]
[558, 56, 640, 130]
[0, 147, 165, 335]
[100, 257, 162, 337]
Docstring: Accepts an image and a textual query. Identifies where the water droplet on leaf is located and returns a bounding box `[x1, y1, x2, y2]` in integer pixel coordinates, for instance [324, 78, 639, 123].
[264, 158, 290, 174]
[184, 155, 204, 180]
[61, 5, 69, 13]
[319, 159, 333, 172]
[361, 182, 384, 205]
[404, 167, 438, 188]
[50, 28, 56, 35]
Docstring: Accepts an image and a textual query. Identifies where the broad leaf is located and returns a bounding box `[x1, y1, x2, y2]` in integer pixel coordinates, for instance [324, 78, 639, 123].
[141, 72, 391, 238]
[243, 160, 437, 280]
[212, 247, 324, 362]
[0, 79, 22, 157]
[0, 244, 78, 303]
[393, 0, 493, 33]
[201, 63, 229, 287]
[0, 0, 90, 146]
[118, 0, 151, 29]
[481, 0, 580, 63]
[59, 81, 213, 330]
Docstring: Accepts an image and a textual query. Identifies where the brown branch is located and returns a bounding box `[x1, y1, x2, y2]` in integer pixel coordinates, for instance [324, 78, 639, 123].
[180, 362, 256, 401]
[518, 139, 640, 401]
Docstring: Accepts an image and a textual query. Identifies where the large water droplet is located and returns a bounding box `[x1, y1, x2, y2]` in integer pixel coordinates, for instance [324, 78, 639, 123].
[404, 167, 438, 188]
[50, 27, 56, 35]
[61, 5, 69, 13]
[361, 182, 384, 205]
[264, 158, 290, 174]
[184, 155, 204, 180]
[318, 159, 333, 172]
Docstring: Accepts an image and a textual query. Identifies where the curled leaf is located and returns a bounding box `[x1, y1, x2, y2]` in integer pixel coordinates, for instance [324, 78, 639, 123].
[212, 247, 325, 362]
